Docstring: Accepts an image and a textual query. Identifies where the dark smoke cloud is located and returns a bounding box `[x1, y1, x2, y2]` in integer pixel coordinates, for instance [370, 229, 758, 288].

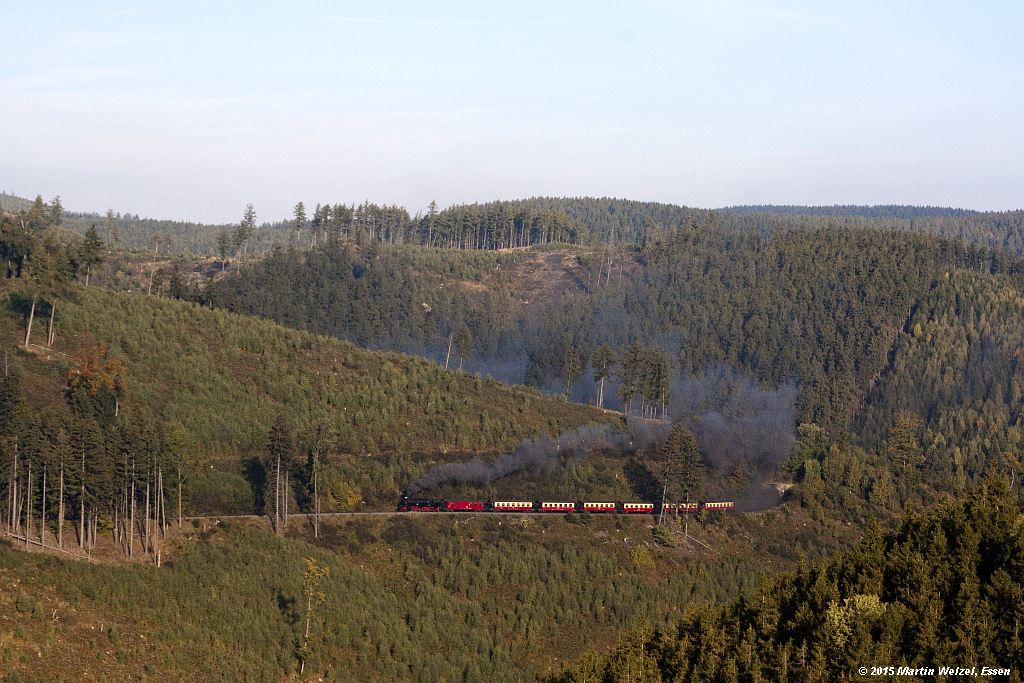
[407, 423, 645, 495]
[623, 415, 670, 449]
[736, 482, 787, 513]
[382, 337, 530, 386]
[670, 365, 797, 476]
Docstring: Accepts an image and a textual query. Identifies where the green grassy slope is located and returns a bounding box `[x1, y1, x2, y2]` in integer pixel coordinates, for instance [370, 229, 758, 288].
[3, 283, 620, 512]
[0, 502, 846, 682]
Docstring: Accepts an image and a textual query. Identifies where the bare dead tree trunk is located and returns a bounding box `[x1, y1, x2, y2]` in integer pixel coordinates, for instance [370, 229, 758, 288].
[120, 454, 127, 553]
[147, 241, 159, 295]
[144, 476, 151, 555]
[5, 454, 10, 534]
[305, 593, 312, 641]
[313, 462, 319, 539]
[129, 464, 135, 558]
[275, 455, 281, 534]
[58, 460, 64, 548]
[658, 483, 667, 527]
[40, 465, 46, 547]
[23, 294, 37, 349]
[7, 449, 15, 535]
[684, 491, 689, 539]
[156, 468, 162, 536]
[444, 333, 453, 369]
[177, 467, 182, 529]
[79, 448, 86, 549]
[284, 469, 289, 531]
[24, 461, 31, 546]
[159, 468, 167, 535]
[47, 302, 55, 346]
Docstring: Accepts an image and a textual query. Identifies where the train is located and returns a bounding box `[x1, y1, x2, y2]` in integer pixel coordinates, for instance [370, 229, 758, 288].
[397, 495, 735, 514]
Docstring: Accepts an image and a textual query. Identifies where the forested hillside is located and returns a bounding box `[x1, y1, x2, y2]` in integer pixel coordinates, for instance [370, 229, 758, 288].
[856, 270, 1024, 485]
[1, 503, 838, 681]
[3, 193, 1024, 681]
[6, 195, 1023, 515]
[550, 477, 1023, 682]
[0, 285, 618, 516]
[11, 191, 1023, 259]
[0, 198, 622, 528]
[724, 204, 1024, 258]
[206, 222, 1020, 440]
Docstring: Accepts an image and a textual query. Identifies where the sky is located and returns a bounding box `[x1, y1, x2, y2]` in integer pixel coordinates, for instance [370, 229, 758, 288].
[1, 1, 1022, 222]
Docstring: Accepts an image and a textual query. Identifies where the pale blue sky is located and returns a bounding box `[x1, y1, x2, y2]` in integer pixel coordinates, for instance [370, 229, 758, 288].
[2, 1, 1021, 222]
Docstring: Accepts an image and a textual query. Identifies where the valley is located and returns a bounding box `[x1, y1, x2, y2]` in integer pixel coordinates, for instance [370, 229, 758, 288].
[1, 195, 1022, 680]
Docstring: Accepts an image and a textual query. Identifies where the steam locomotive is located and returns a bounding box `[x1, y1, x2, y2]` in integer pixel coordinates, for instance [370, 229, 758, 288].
[397, 495, 735, 514]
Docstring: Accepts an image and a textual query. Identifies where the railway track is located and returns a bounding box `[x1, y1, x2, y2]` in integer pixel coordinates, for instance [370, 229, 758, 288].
[182, 510, 548, 522]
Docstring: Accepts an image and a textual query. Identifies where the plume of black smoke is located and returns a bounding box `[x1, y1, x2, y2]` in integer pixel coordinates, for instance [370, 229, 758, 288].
[670, 365, 797, 477]
[383, 336, 530, 386]
[736, 482, 788, 512]
[624, 415, 670, 449]
[407, 423, 639, 495]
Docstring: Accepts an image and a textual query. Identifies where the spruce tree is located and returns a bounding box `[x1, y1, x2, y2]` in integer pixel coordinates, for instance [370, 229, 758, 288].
[79, 225, 104, 286]
[266, 416, 295, 534]
[591, 344, 616, 409]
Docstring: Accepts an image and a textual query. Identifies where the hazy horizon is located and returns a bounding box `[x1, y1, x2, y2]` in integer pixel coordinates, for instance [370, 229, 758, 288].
[3, 1, 1022, 223]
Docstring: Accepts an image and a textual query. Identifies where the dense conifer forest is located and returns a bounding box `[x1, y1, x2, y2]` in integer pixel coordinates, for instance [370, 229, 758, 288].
[550, 477, 1023, 682]
[11, 191, 1022, 259]
[206, 213, 1024, 499]
[1, 193, 1023, 680]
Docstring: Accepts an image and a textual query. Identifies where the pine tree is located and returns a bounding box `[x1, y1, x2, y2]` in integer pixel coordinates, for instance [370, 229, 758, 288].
[79, 225, 104, 286]
[305, 422, 332, 538]
[27, 196, 47, 230]
[299, 556, 330, 674]
[887, 411, 924, 470]
[216, 230, 232, 271]
[234, 203, 256, 265]
[619, 341, 644, 415]
[104, 208, 120, 248]
[656, 423, 706, 526]
[292, 202, 307, 245]
[564, 346, 582, 397]
[266, 416, 295, 534]
[48, 196, 63, 227]
[426, 200, 438, 247]
[20, 241, 63, 350]
[454, 323, 472, 372]
[591, 344, 616, 409]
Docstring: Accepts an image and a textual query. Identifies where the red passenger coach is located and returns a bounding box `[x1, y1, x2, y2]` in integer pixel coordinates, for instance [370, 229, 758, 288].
[622, 502, 655, 514]
[583, 502, 616, 513]
[540, 501, 575, 513]
[445, 500, 485, 512]
[678, 502, 699, 513]
[703, 501, 735, 511]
